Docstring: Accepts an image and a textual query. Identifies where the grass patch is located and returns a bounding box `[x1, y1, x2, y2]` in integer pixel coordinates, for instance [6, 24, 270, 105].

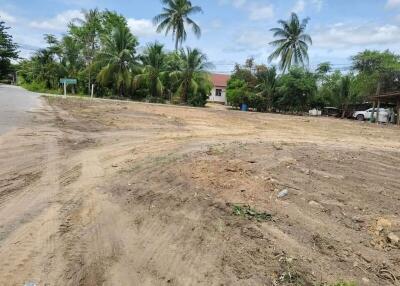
[232, 204, 272, 222]
[20, 82, 60, 94]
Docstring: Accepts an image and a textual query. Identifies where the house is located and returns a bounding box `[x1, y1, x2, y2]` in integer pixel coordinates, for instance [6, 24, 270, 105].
[208, 73, 230, 104]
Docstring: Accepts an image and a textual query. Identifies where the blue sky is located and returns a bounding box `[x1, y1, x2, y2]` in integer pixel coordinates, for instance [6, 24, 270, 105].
[1, 0, 400, 73]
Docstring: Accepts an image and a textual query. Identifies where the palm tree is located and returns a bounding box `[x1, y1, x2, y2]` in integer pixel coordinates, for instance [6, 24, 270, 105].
[153, 0, 203, 51]
[268, 13, 312, 73]
[69, 9, 102, 94]
[96, 23, 138, 96]
[61, 35, 84, 93]
[172, 47, 212, 103]
[133, 42, 167, 99]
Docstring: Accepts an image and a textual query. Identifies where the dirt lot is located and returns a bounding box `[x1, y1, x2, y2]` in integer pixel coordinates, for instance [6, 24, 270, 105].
[0, 96, 400, 286]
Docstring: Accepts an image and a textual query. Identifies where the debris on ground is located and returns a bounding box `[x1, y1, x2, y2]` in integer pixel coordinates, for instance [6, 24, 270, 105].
[277, 189, 289, 198]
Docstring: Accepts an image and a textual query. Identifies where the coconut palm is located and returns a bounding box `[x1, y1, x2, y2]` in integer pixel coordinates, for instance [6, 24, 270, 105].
[268, 13, 312, 73]
[60, 35, 84, 93]
[133, 42, 167, 99]
[96, 23, 138, 96]
[153, 0, 202, 51]
[172, 47, 212, 103]
[69, 9, 102, 94]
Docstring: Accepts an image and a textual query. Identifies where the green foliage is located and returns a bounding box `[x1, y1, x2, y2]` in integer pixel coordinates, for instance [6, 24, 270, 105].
[269, 13, 312, 72]
[14, 8, 209, 107]
[96, 22, 138, 96]
[153, 0, 203, 51]
[232, 205, 272, 222]
[172, 47, 212, 105]
[134, 42, 167, 100]
[226, 78, 249, 108]
[351, 50, 400, 96]
[275, 67, 317, 112]
[327, 282, 356, 286]
[0, 21, 19, 79]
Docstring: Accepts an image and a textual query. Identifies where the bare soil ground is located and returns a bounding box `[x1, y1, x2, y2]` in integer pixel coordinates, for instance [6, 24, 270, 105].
[0, 96, 400, 286]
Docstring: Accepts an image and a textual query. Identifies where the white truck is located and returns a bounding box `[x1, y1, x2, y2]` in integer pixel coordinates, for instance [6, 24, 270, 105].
[353, 108, 389, 123]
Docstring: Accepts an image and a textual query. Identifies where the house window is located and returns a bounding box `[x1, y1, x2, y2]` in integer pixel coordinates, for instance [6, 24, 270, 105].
[215, 89, 222, 97]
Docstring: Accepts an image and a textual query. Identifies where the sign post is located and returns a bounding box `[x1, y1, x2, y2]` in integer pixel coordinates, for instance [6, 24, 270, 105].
[63, 82, 67, 98]
[91, 84, 95, 99]
[60, 78, 77, 98]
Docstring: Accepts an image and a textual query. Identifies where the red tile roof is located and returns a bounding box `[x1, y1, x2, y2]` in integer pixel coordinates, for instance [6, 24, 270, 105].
[211, 74, 230, 88]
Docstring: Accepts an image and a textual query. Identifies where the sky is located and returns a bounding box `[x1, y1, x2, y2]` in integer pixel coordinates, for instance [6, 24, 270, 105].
[1, 0, 400, 73]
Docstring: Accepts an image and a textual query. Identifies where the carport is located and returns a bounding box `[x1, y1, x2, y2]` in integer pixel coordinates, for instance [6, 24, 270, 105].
[370, 91, 400, 125]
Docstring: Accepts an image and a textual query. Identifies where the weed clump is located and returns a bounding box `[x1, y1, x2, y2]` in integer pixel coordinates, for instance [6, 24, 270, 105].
[232, 205, 272, 222]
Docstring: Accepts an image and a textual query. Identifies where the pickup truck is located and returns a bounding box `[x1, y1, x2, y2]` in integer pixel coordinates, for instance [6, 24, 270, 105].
[353, 108, 389, 123]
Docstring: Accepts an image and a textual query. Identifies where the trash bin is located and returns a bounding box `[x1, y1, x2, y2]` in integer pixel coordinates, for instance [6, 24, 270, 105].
[240, 103, 249, 112]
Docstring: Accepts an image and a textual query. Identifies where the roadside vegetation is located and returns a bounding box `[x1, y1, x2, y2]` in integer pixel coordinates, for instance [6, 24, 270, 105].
[0, 21, 18, 83]
[1, 2, 400, 112]
[227, 13, 400, 113]
[9, 2, 212, 107]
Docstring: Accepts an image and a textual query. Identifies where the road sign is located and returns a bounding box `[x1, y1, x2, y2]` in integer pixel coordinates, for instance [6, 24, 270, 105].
[60, 78, 77, 84]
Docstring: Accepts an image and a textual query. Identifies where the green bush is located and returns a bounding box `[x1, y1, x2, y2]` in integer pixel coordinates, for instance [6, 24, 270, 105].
[20, 81, 60, 94]
[188, 91, 208, 107]
[327, 282, 356, 286]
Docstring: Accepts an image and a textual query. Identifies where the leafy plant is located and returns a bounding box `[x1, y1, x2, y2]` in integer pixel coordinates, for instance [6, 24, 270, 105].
[232, 205, 272, 222]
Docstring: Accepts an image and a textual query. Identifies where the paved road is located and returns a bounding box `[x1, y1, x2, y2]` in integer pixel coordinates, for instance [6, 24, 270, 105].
[0, 85, 41, 135]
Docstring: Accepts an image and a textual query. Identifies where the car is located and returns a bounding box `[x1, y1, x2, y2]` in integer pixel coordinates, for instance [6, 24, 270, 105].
[322, 107, 341, 117]
[353, 108, 389, 122]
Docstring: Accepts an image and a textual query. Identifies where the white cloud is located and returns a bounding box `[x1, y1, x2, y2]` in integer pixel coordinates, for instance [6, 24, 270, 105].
[219, 0, 274, 21]
[248, 3, 274, 21]
[312, 23, 400, 49]
[0, 10, 16, 23]
[311, 0, 323, 11]
[29, 10, 83, 31]
[292, 0, 306, 13]
[218, 0, 247, 8]
[386, 0, 400, 9]
[210, 19, 222, 29]
[127, 18, 157, 37]
[235, 29, 273, 50]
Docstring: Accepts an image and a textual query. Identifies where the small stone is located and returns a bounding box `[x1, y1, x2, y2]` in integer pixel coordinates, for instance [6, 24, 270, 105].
[352, 216, 365, 223]
[308, 200, 322, 208]
[387, 232, 399, 244]
[362, 277, 370, 284]
[277, 189, 289, 198]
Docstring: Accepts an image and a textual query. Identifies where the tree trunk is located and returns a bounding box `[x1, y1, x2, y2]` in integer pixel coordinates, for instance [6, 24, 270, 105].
[175, 37, 179, 52]
[88, 67, 91, 96]
[341, 102, 347, 119]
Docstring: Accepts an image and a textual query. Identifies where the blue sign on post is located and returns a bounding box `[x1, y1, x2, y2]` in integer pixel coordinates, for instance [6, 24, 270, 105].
[60, 78, 77, 97]
[60, 78, 77, 85]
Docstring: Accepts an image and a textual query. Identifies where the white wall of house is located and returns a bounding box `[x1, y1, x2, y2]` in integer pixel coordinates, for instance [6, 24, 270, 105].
[208, 86, 227, 104]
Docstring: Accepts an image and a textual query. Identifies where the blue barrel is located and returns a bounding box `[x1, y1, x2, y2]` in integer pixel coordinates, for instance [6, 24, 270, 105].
[240, 103, 249, 111]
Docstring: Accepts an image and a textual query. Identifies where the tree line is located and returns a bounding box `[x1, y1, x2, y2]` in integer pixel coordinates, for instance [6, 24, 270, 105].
[2, 3, 400, 112]
[227, 13, 400, 114]
[9, 1, 212, 106]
